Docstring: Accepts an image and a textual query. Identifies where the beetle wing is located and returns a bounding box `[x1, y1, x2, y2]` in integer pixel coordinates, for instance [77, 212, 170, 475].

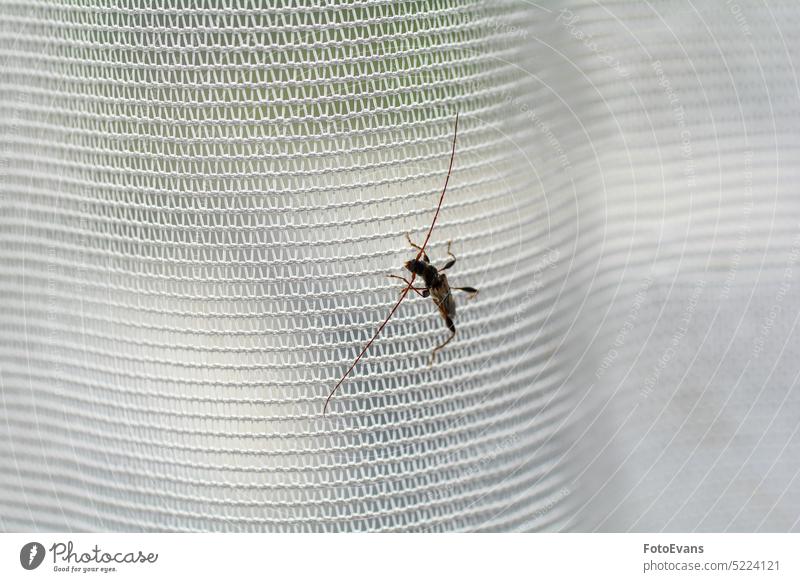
[431, 275, 456, 323]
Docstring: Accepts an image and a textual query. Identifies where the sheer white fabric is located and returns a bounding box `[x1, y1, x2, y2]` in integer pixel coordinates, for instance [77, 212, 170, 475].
[1, 1, 798, 532]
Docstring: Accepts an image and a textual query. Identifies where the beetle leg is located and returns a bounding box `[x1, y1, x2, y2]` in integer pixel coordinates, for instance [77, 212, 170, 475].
[387, 274, 429, 298]
[406, 232, 430, 263]
[454, 286, 479, 299]
[440, 241, 456, 271]
[428, 316, 456, 366]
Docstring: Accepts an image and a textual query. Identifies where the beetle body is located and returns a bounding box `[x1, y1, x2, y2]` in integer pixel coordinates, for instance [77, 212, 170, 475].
[324, 112, 463, 414]
[396, 238, 477, 364]
[405, 258, 456, 332]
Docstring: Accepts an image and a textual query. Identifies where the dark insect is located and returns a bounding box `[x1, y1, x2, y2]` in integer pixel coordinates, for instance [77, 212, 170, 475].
[323, 112, 465, 415]
[389, 234, 478, 365]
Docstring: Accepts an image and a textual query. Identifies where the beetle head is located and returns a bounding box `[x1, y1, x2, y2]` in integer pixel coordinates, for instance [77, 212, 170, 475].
[405, 259, 426, 275]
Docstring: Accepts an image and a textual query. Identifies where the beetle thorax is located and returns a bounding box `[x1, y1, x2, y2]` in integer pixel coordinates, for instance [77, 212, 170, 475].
[405, 259, 439, 288]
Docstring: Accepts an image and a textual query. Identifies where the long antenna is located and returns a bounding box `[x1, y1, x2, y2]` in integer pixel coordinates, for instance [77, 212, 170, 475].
[323, 112, 460, 415]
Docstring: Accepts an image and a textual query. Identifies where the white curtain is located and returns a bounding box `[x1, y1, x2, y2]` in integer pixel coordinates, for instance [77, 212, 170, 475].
[1, 1, 798, 532]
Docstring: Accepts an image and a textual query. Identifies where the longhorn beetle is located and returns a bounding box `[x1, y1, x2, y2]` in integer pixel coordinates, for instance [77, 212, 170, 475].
[389, 235, 478, 365]
[324, 112, 472, 415]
